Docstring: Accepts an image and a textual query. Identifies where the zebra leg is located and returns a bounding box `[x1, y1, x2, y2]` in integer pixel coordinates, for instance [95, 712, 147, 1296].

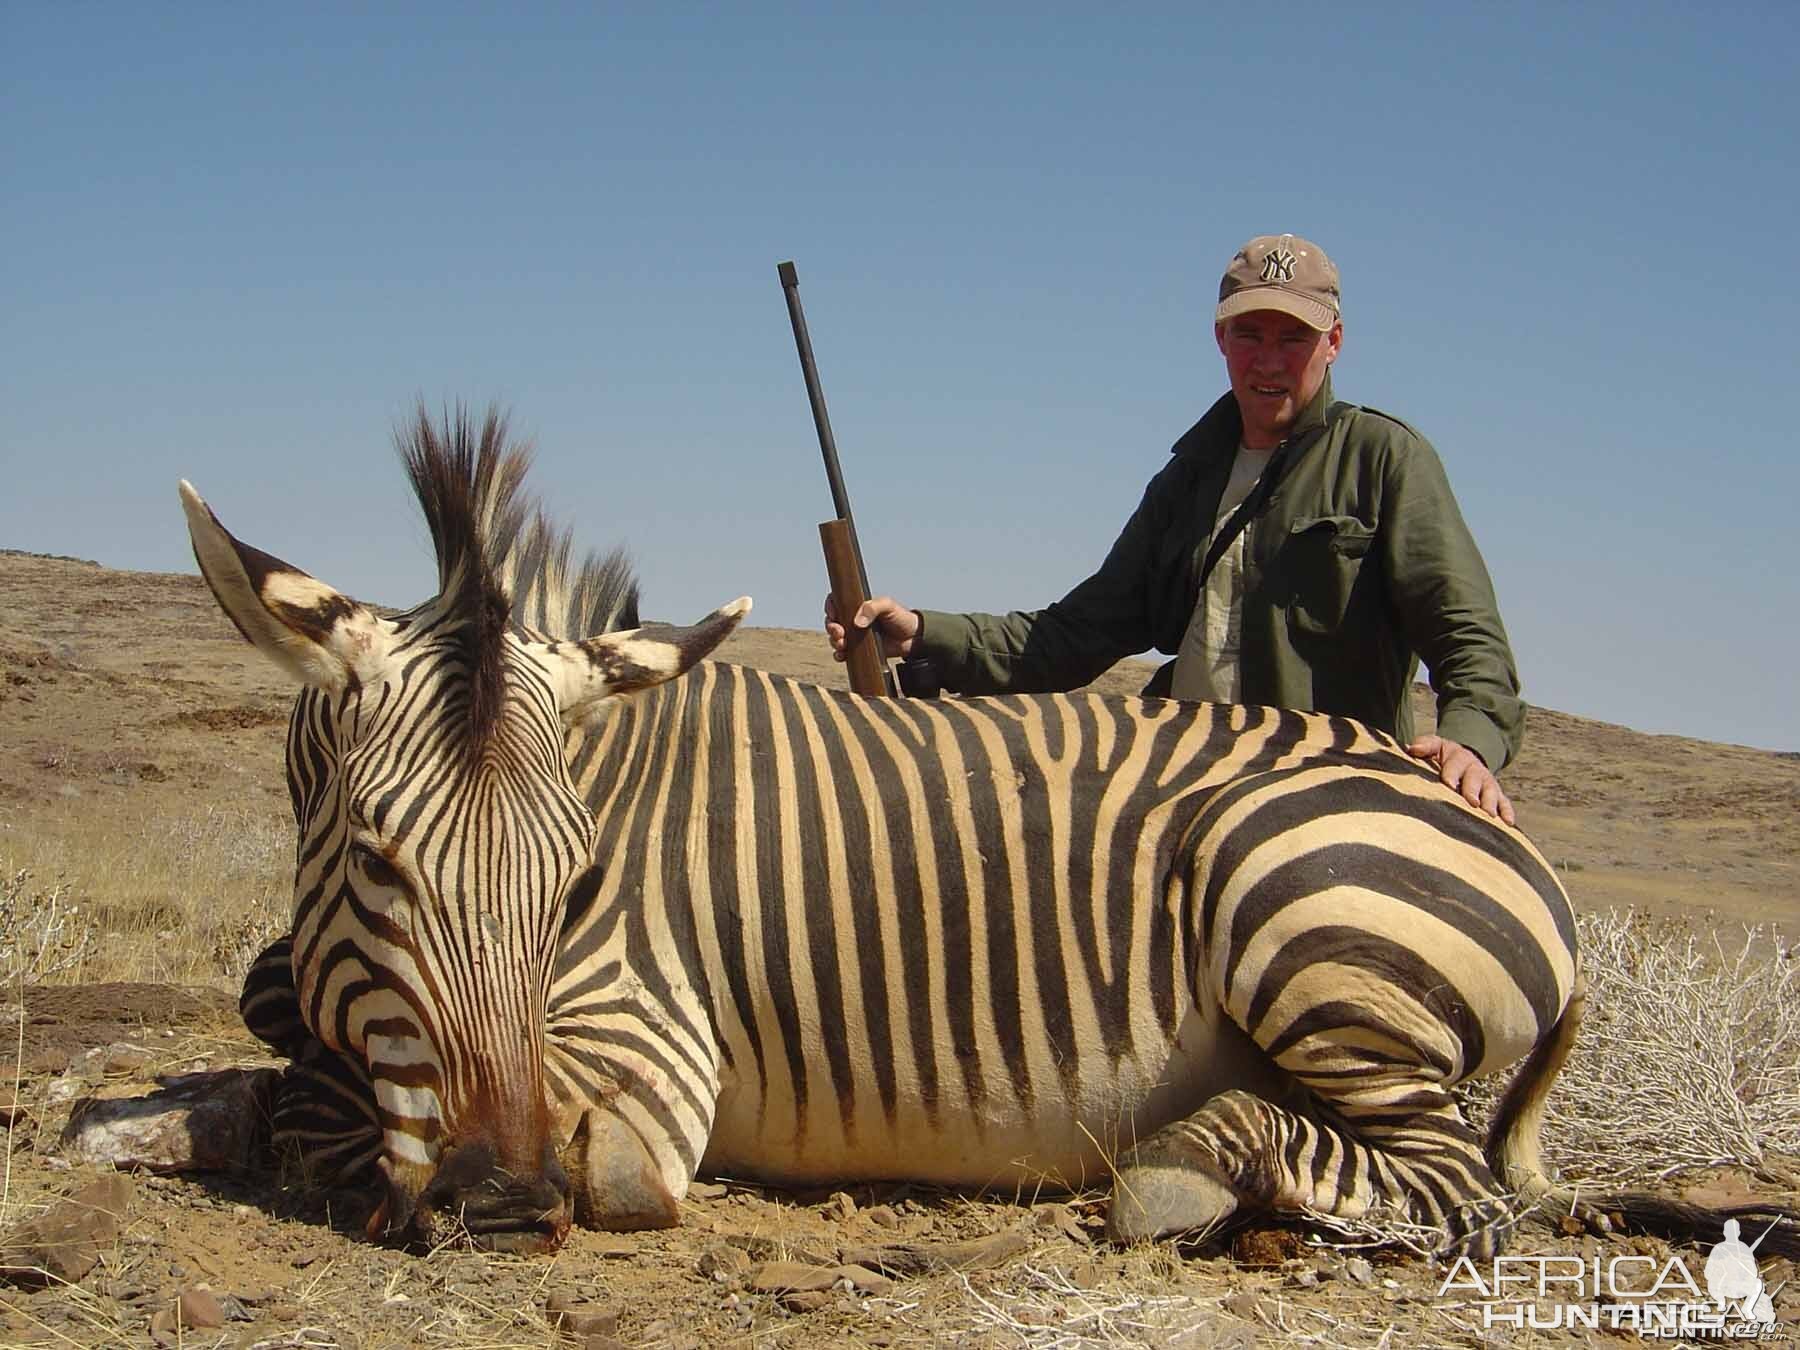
[1109, 930, 1521, 1259]
[271, 1040, 383, 1188]
[240, 934, 382, 1187]
[239, 935, 312, 1059]
[564, 1107, 680, 1232]
[1109, 1085, 1512, 1258]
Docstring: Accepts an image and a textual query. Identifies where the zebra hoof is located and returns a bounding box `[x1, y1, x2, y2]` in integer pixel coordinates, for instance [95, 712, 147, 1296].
[568, 1108, 679, 1232]
[1441, 1197, 1515, 1262]
[1107, 1163, 1240, 1244]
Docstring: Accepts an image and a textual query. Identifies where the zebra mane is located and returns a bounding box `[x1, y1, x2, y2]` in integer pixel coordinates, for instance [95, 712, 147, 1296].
[397, 404, 641, 748]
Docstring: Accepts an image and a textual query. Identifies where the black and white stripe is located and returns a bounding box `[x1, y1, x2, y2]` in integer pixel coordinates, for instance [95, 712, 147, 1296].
[206, 411, 1600, 1258]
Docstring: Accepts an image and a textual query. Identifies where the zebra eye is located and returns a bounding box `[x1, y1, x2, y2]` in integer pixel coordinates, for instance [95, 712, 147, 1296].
[351, 842, 404, 889]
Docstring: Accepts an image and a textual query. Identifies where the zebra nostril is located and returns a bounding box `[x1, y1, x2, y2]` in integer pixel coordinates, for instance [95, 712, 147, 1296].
[408, 1140, 571, 1249]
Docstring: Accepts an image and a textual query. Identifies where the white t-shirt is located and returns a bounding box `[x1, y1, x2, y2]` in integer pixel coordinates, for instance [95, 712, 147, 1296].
[1169, 443, 1275, 703]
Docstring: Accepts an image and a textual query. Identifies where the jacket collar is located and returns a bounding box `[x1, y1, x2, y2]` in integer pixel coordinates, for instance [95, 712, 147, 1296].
[1171, 371, 1337, 459]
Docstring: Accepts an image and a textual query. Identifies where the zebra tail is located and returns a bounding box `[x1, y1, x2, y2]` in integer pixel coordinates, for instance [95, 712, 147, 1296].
[1484, 958, 1586, 1203]
[1485, 958, 1800, 1259]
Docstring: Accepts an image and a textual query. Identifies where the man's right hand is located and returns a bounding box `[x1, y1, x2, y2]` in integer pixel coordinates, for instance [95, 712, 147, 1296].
[824, 594, 921, 662]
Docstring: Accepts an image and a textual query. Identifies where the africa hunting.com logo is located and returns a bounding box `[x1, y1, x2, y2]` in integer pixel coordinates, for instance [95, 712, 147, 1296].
[1437, 1219, 1786, 1339]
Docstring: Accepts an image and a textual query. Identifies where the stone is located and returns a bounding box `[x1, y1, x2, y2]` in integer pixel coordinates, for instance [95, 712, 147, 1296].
[1032, 1202, 1093, 1245]
[545, 1290, 620, 1338]
[823, 1190, 856, 1222]
[1343, 1256, 1376, 1286]
[780, 1290, 832, 1313]
[750, 1260, 840, 1294]
[841, 1224, 1034, 1277]
[177, 1286, 226, 1328]
[0, 1174, 133, 1289]
[696, 1243, 752, 1281]
[864, 1204, 900, 1228]
[61, 1068, 277, 1173]
[686, 1181, 728, 1201]
[831, 1263, 893, 1296]
[71, 1042, 157, 1078]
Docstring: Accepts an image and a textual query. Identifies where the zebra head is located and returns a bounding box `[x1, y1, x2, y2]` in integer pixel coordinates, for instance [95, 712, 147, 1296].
[180, 409, 748, 1251]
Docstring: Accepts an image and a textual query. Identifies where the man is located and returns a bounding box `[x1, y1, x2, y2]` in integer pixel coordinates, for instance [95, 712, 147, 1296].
[826, 234, 1523, 822]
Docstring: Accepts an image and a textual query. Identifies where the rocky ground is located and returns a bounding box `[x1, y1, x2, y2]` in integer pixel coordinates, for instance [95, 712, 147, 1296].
[2, 550, 1797, 1348]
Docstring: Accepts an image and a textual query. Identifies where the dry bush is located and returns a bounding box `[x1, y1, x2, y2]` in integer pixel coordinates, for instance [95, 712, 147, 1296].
[0, 868, 94, 985]
[1461, 907, 1800, 1187]
[0, 802, 290, 990]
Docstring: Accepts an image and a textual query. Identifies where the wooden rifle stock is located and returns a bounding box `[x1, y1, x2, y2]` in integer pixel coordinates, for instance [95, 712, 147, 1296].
[778, 258, 899, 697]
[819, 519, 887, 697]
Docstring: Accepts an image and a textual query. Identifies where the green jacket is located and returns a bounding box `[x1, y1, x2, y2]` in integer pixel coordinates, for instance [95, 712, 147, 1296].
[913, 374, 1524, 772]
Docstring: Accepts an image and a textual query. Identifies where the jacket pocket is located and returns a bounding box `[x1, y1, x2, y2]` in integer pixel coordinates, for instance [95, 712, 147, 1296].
[1284, 515, 1376, 636]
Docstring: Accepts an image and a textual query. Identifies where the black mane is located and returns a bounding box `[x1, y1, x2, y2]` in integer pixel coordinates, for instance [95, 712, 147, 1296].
[397, 404, 640, 748]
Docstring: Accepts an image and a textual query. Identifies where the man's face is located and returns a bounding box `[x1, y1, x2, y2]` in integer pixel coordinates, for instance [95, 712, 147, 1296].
[1215, 310, 1343, 449]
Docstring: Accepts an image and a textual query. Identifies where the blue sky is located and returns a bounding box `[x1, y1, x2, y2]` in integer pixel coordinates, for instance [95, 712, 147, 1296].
[5, 4, 1797, 750]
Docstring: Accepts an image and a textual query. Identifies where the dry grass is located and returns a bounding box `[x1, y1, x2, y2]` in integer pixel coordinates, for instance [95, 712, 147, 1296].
[1459, 906, 1800, 1190]
[0, 803, 289, 990]
[2, 823, 1796, 1347]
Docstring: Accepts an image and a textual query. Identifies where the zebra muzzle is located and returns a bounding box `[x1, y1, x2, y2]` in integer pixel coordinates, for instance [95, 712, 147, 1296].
[398, 1140, 573, 1253]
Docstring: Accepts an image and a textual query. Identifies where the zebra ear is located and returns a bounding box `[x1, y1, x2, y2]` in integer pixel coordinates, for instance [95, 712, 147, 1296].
[548, 597, 750, 727]
[180, 480, 397, 693]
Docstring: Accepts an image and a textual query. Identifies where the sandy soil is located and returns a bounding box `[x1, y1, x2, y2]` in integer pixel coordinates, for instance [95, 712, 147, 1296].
[1, 550, 1796, 1348]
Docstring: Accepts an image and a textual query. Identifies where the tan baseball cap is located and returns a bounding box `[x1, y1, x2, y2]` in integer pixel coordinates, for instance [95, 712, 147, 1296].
[1215, 234, 1340, 331]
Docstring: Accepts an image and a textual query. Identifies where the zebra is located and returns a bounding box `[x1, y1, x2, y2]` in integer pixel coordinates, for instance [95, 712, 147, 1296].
[187, 409, 1795, 1260]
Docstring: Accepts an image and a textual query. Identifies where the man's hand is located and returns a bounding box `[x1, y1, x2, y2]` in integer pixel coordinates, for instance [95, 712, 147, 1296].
[1406, 735, 1515, 825]
[824, 594, 921, 662]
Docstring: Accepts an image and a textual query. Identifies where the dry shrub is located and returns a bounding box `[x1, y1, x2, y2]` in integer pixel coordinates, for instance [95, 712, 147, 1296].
[0, 868, 94, 985]
[1461, 907, 1800, 1187]
[0, 802, 290, 989]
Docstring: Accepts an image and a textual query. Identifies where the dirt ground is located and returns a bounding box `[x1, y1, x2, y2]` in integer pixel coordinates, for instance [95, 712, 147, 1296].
[2, 549, 1797, 1348]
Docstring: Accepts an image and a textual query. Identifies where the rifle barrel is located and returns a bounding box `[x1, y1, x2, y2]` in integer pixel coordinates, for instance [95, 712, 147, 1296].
[778, 260, 873, 600]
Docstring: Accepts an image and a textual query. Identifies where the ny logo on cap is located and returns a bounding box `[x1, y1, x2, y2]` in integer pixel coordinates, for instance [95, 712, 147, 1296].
[1259, 248, 1297, 283]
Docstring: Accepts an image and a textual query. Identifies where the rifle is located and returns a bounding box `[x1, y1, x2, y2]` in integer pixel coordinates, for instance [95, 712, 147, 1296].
[776, 260, 898, 698]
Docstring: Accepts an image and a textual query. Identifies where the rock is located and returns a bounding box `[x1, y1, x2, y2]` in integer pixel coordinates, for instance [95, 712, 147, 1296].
[823, 1190, 856, 1222]
[72, 1042, 157, 1078]
[750, 1260, 841, 1294]
[697, 1243, 752, 1281]
[545, 1290, 620, 1338]
[832, 1263, 893, 1295]
[44, 1075, 88, 1107]
[61, 1067, 277, 1173]
[780, 1290, 832, 1313]
[177, 1286, 225, 1328]
[841, 1224, 1034, 1277]
[687, 1181, 728, 1201]
[1343, 1256, 1376, 1286]
[1032, 1202, 1093, 1245]
[864, 1204, 900, 1228]
[0, 1174, 133, 1289]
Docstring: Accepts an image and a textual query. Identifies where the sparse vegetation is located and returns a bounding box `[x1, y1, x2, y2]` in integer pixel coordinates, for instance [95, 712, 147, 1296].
[0, 803, 289, 990]
[1543, 908, 1800, 1186]
[2, 553, 1797, 1347]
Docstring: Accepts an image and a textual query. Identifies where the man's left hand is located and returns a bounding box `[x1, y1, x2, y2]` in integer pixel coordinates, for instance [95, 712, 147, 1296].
[1406, 735, 1516, 826]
